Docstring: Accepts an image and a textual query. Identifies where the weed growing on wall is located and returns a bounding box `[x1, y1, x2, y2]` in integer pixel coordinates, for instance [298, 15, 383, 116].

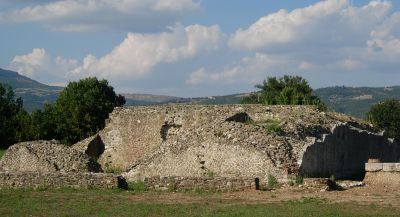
[262, 119, 284, 134]
[168, 178, 178, 192]
[127, 181, 147, 192]
[104, 163, 124, 174]
[295, 175, 304, 184]
[267, 174, 278, 189]
[207, 171, 216, 178]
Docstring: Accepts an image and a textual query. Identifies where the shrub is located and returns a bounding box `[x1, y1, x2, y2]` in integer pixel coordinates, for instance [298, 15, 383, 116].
[367, 99, 400, 139]
[168, 178, 178, 192]
[263, 119, 284, 134]
[241, 75, 327, 111]
[127, 181, 147, 192]
[104, 164, 124, 174]
[267, 174, 278, 189]
[295, 175, 304, 184]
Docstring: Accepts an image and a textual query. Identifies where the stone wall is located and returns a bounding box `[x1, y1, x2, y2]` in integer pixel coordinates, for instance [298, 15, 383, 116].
[0, 172, 126, 189]
[364, 172, 400, 186]
[143, 176, 256, 191]
[97, 105, 334, 172]
[73, 104, 399, 182]
[94, 105, 338, 183]
[364, 162, 400, 186]
[300, 123, 400, 179]
[365, 163, 400, 172]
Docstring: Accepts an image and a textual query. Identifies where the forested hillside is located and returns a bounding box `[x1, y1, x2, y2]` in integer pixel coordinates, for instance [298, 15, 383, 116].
[315, 86, 400, 118]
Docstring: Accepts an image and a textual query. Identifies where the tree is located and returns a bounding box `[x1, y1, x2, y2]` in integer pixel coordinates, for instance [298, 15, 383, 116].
[0, 83, 24, 148]
[241, 75, 327, 111]
[18, 105, 58, 141]
[367, 99, 400, 139]
[53, 77, 125, 144]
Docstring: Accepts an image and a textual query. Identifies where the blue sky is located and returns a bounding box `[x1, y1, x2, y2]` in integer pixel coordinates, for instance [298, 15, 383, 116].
[1, 0, 400, 96]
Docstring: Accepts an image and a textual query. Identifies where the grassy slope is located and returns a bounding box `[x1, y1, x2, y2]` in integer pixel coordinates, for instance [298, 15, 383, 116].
[0, 189, 398, 217]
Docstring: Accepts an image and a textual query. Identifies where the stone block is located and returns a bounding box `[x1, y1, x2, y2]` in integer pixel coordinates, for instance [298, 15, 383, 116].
[383, 163, 400, 172]
[365, 163, 382, 172]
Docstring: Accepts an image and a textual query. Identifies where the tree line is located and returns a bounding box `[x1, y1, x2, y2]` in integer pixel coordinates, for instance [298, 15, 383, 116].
[0, 77, 125, 149]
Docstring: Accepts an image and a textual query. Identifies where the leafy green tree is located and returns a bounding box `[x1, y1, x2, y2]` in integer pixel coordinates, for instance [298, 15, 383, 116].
[241, 75, 327, 111]
[14, 109, 33, 142]
[53, 77, 125, 144]
[367, 99, 400, 139]
[20, 105, 58, 141]
[0, 83, 24, 148]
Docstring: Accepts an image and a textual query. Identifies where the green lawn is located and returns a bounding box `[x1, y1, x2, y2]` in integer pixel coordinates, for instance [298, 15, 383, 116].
[0, 188, 398, 217]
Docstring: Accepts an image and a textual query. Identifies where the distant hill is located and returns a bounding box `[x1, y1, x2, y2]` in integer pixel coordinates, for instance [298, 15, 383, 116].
[123, 93, 188, 106]
[123, 93, 245, 106]
[1, 68, 399, 118]
[0, 68, 62, 111]
[315, 86, 400, 118]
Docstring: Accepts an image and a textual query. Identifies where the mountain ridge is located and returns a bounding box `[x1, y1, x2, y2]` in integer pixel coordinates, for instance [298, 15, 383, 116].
[0, 68, 62, 111]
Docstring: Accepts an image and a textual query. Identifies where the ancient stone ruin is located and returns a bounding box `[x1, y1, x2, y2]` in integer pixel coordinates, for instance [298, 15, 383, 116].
[0, 140, 124, 189]
[91, 105, 400, 183]
[364, 161, 400, 186]
[1, 104, 399, 189]
[0, 140, 101, 173]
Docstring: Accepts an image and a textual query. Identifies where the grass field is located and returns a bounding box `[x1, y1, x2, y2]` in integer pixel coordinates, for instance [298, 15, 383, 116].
[0, 188, 398, 217]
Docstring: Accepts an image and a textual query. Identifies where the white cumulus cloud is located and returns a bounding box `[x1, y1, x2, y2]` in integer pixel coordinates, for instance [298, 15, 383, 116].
[9, 24, 223, 86]
[9, 48, 79, 84]
[69, 24, 223, 81]
[0, 0, 200, 32]
[186, 53, 281, 85]
[229, 0, 392, 50]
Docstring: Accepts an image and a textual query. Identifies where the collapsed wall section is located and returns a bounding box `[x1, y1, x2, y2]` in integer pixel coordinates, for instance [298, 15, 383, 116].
[0, 141, 102, 173]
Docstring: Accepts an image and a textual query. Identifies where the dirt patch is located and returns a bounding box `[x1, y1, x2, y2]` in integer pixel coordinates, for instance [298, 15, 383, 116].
[99, 182, 400, 207]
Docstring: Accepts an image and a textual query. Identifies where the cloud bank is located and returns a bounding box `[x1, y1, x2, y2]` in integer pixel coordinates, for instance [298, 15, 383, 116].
[0, 0, 200, 32]
[6, 0, 400, 94]
[189, 0, 400, 87]
[69, 24, 223, 80]
[10, 24, 223, 85]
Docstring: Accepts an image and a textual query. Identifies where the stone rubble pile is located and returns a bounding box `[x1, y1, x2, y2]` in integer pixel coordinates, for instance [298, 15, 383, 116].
[0, 140, 101, 173]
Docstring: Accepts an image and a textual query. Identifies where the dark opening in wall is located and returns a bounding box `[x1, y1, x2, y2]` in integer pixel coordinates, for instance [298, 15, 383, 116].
[84, 134, 105, 159]
[255, 178, 260, 190]
[225, 112, 252, 123]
